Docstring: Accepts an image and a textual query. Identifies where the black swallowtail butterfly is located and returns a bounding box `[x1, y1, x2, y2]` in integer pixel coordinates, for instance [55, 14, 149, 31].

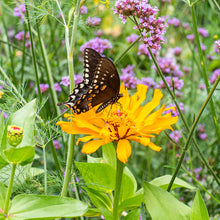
[58, 48, 122, 114]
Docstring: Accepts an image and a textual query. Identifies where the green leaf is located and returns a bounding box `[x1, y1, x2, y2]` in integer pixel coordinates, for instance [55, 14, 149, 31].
[4, 146, 35, 165]
[0, 154, 9, 169]
[150, 175, 195, 190]
[83, 208, 101, 217]
[85, 187, 112, 210]
[190, 190, 209, 220]
[119, 192, 144, 212]
[102, 142, 116, 168]
[0, 182, 7, 209]
[143, 181, 191, 220]
[1, 99, 37, 151]
[9, 194, 88, 219]
[76, 162, 135, 200]
[124, 208, 141, 220]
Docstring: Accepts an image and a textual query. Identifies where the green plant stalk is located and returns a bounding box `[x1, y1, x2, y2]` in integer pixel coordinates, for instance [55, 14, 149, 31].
[113, 157, 124, 220]
[42, 145, 47, 195]
[182, 165, 220, 205]
[114, 36, 141, 65]
[25, 1, 42, 104]
[129, 16, 220, 187]
[191, 5, 220, 154]
[36, 24, 60, 117]
[147, 47, 220, 188]
[1, 14, 15, 78]
[4, 164, 17, 215]
[212, 0, 220, 11]
[60, 0, 82, 197]
[167, 74, 220, 191]
[50, 140, 62, 177]
[21, 24, 27, 84]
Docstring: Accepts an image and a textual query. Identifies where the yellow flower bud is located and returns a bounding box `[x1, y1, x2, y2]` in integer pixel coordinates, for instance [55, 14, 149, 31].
[7, 125, 23, 147]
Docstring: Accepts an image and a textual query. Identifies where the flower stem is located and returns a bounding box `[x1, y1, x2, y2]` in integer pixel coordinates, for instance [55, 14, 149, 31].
[191, 5, 220, 155]
[4, 164, 17, 215]
[42, 145, 47, 195]
[60, 0, 82, 197]
[113, 158, 124, 220]
[167, 73, 220, 191]
[114, 36, 141, 65]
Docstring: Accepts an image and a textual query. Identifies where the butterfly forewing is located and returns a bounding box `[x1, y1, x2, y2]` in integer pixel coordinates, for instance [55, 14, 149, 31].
[58, 48, 122, 114]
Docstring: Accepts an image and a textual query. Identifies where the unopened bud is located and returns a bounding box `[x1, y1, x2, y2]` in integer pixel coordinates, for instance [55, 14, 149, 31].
[7, 125, 23, 147]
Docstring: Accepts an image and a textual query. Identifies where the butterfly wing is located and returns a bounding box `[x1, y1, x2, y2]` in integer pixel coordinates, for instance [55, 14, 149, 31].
[73, 56, 121, 114]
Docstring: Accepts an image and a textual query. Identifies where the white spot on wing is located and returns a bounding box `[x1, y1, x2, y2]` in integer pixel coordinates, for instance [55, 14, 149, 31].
[85, 79, 89, 84]
[85, 68, 89, 72]
[80, 84, 84, 88]
[86, 64, 89, 67]
[74, 89, 79, 94]
[85, 73, 89, 78]
[94, 80, 97, 83]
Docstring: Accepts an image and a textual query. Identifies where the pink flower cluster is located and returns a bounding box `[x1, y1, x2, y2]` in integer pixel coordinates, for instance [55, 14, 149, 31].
[80, 37, 112, 54]
[209, 69, 220, 84]
[197, 124, 208, 140]
[13, 4, 26, 22]
[86, 16, 101, 26]
[114, 0, 167, 51]
[215, 40, 220, 53]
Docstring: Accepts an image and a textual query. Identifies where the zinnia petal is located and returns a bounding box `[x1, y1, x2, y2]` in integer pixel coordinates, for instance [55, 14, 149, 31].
[82, 140, 107, 154]
[116, 139, 131, 163]
[148, 142, 162, 152]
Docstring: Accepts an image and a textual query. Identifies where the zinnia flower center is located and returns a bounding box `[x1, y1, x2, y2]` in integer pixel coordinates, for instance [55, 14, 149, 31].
[105, 110, 134, 140]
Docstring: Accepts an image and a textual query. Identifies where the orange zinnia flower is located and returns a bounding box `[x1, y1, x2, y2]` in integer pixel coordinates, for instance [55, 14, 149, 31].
[57, 84, 178, 163]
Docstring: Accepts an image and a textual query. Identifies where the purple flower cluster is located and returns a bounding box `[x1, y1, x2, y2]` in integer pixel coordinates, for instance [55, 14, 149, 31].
[80, 37, 112, 54]
[137, 44, 158, 58]
[141, 77, 157, 89]
[0, 110, 8, 118]
[169, 130, 182, 144]
[114, 0, 167, 51]
[60, 74, 83, 87]
[153, 57, 183, 77]
[197, 124, 208, 140]
[209, 69, 220, 84]
[215, 40, 220, 53]
[173, 47, 182, 56]
[189, 167, 205, 183]
[15, 31, 31, 48]
[13, 4, 26, 22]
[35, 84, 49, 94]
[126, 34, 139, 43]
[198, 27, 209, 37]
[164, 102, 184, 117]
[53, 140, 61, 149]
[15, 31, 30, 41]
[120, 65, 140, 89]
[159, 76, 184, 92]
[54, 82, 61, 92]
[79, 5, 87, 15]
[86, 16, 101, 26]
[167, 17, 181, 27]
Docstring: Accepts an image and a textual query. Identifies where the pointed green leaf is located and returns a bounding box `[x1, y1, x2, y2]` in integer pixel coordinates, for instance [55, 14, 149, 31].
[85, 187, 112, 210]
[150, 175, 195, 190]
[119, 192, 144, 212]
[1, 99, 37, 151]
[0, 182, 7, 209]
[143, 181, 191, 220]
[4, 146, 35, 164]
[190, 190, 209, 220]
[9, 194, 88, 218]
[0, 154, 9, 169]
[124, 208, 141, 220]
[76, 162, 135, 200]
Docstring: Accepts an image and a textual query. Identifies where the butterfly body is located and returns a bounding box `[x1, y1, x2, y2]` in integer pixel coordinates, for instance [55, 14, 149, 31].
[58, 48, 122, 114]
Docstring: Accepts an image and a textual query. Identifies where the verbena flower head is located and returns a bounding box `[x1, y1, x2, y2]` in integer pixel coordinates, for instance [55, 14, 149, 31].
[198, 27, 209, 37]
[159, 76, 184, 91]
[86, 16, 101, 26]
[15, 31, 30, 41]
[126, 34, 139, 43]
[169, 130, 182, 144]
[167, 17, 181, 27]
[141, 77, 157, 89]
[209, 69, 220, 84]
[80, 37, 112, 54]
[79, 5, 87, 14]
[57, 84, 178, 163]
[215, 40, 220, 53]
[114, 0, 167, 51]
[13, 4, 26, 22]
[35, 84, 49, 94]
